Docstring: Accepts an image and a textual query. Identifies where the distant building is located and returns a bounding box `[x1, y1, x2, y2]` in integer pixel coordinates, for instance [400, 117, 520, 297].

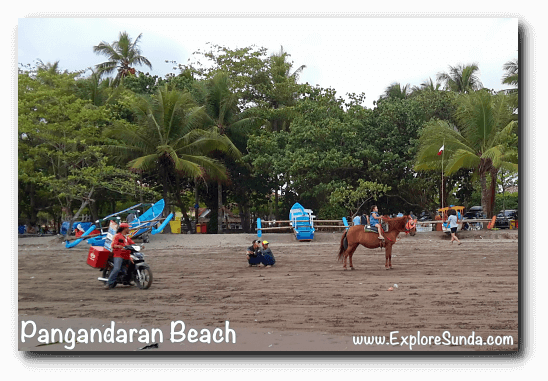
[186, 206, 243, 230]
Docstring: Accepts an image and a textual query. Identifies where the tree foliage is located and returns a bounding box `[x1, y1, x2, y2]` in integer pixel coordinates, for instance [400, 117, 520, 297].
[18, 37, 519, 232]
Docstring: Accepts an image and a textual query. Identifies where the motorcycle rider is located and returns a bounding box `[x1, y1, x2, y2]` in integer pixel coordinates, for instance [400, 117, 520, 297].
[105, 223, 135, 289]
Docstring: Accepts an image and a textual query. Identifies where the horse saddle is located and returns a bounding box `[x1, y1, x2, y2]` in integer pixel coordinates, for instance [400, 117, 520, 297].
[364, 222, 389, 233]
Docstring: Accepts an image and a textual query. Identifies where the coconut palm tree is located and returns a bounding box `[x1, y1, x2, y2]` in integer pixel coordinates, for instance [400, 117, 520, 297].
[414, 90, 517, 217]
[413, 77, 442, 92]
[261, 46, 306, 132]
[381, 82, 411, 100]
[193, 72, 255, 232]
[36, 59, 67, 74]
[93, 31, 152, 85]
[502, 58, 518, 87]
[436, 63, 483, 93]
[502, 58, 518, 113]
[105, 84, 239, 229]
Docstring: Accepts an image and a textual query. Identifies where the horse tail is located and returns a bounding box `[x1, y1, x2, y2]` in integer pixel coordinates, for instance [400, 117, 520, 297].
[338, 231, 348, 262]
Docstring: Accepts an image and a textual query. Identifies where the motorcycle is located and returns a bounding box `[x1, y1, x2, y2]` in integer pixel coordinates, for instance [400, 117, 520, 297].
[97, 245, 153, 289]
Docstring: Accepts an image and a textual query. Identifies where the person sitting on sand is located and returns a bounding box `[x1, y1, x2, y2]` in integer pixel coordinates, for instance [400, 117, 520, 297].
[246, 240, 263, 267]
[370, 205, 385, 240]
[260, 240, 275, 267]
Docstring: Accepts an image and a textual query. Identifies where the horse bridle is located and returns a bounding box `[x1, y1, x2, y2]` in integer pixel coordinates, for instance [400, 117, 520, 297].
[405, 218, 417, 234]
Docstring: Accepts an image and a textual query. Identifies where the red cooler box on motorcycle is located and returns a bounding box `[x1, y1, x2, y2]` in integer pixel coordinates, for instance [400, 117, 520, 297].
[87, 246, 111, 268]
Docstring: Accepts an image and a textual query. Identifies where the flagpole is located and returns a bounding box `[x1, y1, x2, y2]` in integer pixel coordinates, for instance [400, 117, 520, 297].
[441, 139, 445, 210]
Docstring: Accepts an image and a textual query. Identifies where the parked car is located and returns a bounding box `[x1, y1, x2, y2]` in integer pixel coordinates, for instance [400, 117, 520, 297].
[463, 206, 483, 220]
[462, 206, 483, 231]
[418, 211, 432, 222]
[495, 210, 518, 229]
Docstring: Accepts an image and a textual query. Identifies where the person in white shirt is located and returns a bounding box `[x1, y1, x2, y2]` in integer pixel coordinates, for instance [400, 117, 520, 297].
[447, 209, 461, 245]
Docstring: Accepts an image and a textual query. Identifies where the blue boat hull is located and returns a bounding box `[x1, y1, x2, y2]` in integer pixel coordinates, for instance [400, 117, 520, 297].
[87, 236, 106, 246]
[130, 199, 165, 237]
[289, 202, 315, 241]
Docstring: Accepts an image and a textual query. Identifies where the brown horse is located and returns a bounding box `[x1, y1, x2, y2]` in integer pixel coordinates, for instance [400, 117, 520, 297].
[337, 216, 417, 270]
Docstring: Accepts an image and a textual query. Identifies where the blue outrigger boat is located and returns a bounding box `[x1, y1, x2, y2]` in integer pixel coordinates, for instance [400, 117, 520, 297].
[65, 199, 173, 248]
[256, 203, 315, 241]
[289, 203, 315, 241]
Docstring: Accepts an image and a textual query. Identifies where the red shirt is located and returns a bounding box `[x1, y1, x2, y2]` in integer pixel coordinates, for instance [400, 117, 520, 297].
[112, 233, 135, 259]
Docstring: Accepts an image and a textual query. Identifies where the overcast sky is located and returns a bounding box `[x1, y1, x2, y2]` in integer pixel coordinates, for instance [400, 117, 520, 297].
[18, 17, 517, 109]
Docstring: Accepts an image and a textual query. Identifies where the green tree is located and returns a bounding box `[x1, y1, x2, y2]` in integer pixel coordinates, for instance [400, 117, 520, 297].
[193, 72, 252, 232]
[379, 82, 411, 102]
[105, 84, 238, 230]
[436, 63, 483, 93]
[330, 180, 391, 219]
[502, 58, 518, 114]
[93, 31, 152, 85]
[247, 85, 366, 218]
[18, 69, 149, 237]
[414, 90, 518, 217]
[411, 77, 442, 93]
[254, 46, 306, 133]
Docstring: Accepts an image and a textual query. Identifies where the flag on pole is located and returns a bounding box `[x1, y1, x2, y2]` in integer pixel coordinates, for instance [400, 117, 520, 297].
[437, 145, 444, 156]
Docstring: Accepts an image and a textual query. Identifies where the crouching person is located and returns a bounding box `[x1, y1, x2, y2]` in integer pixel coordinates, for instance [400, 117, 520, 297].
[261, 240, 275, 267]
[246, 240, 264, 267]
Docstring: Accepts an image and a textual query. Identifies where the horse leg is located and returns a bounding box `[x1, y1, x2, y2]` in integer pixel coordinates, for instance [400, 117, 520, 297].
[385, 245, 393, 269]
[343, 244, 358, 270]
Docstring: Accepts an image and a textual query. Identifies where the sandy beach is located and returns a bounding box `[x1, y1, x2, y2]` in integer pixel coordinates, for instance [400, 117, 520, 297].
[17, 229, 519, 353]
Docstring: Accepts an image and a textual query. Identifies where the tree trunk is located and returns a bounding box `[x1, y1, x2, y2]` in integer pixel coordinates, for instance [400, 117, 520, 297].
[90, 200, 99, 223]
[480, 172, 489, 218]
[195, 181, 199, 234]
[28, 183, 38, 227]
[217, 181, 223, 234]
[274, 187, 279, 220]
[489, 167, 498, 217]
[63, 187, 94, 241]
[478, 157, 497, 218]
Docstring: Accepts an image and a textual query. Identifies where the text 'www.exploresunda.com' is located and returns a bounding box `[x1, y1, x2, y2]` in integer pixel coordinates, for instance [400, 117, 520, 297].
[353, 331, 514, 350]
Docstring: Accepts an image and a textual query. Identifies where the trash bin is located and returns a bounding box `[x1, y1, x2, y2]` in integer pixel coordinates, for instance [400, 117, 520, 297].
[169, 221, 181, 234]
[200, 223, 207, 234]
[196, 224, 201, 233]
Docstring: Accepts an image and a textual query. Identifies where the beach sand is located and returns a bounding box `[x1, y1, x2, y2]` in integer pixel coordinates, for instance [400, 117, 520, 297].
[17, 229, 519, 353]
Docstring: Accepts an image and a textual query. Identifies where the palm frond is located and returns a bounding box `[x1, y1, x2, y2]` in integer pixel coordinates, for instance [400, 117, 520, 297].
[444, 149, 481, 175]
[414, 119, 475, 172]
[128, 153, 159, 170]
[179, 155, 227, 180]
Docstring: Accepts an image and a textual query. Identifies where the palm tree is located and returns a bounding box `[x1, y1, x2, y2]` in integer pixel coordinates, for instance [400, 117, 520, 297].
[414, 77, 442, 92]
[414, 90, 517, 217]
[270, 46, 306, 82]
[105, 84, 239, 229]
[36, 59, 67, 74]
[262, 46, 306, 132]
[93, 31, 152, 84]
[502, 58, 518, 87]
[502, 58, 518, 113]
[436, 63, 483, 93]
[376, 82, 411, 104]
[194, 72, 255, 232]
